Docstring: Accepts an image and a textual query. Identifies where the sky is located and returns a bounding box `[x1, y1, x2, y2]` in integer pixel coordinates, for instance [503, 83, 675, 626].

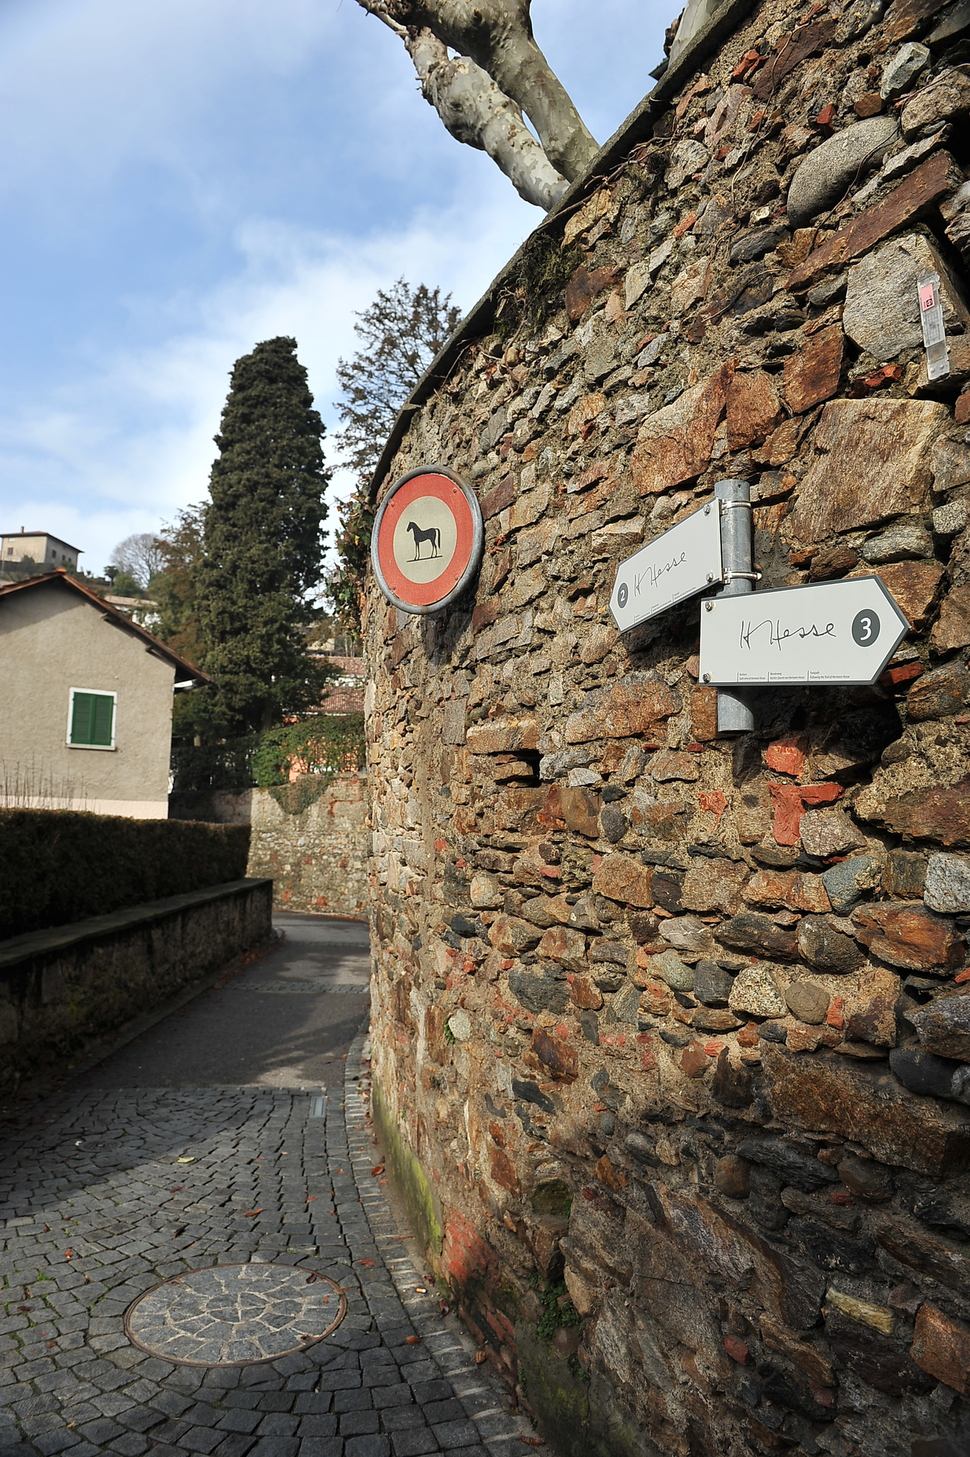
[0, 0, 680, 579]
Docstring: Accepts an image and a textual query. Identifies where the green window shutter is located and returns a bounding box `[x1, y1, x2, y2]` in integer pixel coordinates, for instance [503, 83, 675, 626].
[91, 693, 114, 746]
[70, 692, 114, 746]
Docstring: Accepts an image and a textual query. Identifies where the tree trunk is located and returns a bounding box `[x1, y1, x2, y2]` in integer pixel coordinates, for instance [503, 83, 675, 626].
[409, 29, 567, 209]
[354, 0, 594, 205]
[409, 0, 599, 183]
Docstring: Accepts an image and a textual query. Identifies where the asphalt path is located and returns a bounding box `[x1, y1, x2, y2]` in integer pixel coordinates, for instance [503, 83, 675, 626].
[75, 913, 372, 1091]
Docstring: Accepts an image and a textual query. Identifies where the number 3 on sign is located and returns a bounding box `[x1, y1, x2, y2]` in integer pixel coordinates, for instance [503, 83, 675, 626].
[851, 610, 879, 646]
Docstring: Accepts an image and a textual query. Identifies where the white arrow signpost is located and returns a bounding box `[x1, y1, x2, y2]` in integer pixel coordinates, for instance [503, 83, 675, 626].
[699, 576, 910, 687]
[609, 500, 723, 632]
[608, 482, 910, 731]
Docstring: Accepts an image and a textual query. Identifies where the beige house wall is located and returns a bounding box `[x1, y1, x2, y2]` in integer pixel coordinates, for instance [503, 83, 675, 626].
[0, 588, 175, 817]
[1, 534, 79, 571]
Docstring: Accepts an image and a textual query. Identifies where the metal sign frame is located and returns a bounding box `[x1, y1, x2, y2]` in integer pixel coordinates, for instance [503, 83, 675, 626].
[609, 500, 723, 632]
[699, 574, 910, 687]
[371, 465, 484, 615]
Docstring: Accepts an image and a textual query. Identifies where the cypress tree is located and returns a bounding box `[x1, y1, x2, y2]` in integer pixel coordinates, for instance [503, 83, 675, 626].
[196, 336, 330, 735]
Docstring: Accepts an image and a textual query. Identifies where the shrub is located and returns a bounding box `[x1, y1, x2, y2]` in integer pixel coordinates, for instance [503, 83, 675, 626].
[252, 715, 366, 788]
[0, 809, 251, 941]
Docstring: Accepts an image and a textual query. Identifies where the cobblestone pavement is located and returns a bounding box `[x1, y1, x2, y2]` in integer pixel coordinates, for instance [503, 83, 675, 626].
[0, 915, 537, 1457]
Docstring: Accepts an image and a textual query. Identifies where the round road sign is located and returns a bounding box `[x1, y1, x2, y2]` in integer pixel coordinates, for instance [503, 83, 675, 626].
[371, 467, 484, 615]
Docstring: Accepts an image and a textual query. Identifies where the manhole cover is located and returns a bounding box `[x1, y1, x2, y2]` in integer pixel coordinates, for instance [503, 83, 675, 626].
[124, 1262, 347, 1365]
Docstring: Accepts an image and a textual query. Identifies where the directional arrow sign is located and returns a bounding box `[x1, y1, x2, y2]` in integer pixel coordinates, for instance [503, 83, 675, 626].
[699, 576, 910, 686]
[609, 501, 722, 631]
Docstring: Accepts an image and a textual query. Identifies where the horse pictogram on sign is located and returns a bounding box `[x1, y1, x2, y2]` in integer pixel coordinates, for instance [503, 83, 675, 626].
[371, 468, 484, 614]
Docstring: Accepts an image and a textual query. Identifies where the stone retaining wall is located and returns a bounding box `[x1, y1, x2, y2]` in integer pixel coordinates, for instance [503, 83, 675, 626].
[364, 3, 970, 1455]
[168, 789, 253, 824]
[0, 880, 273, 1094]
[246, 777, 369, 918]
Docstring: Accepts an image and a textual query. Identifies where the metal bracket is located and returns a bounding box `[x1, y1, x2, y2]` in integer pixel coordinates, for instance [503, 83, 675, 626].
[713, 478, 756, 734]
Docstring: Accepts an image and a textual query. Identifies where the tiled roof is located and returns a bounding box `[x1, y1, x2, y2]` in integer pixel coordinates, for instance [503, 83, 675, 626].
[320, 684, 365, 715]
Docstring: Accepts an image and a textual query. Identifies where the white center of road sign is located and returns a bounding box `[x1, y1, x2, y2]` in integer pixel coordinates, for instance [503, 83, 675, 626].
[609, 501, 723, 632]
[390, 495, 458, 584]
[699, 575, 909, 686]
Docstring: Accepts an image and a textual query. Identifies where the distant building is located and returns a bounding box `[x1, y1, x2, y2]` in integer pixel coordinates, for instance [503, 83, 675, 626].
[0, 572, 207, 818]
[1, 529, 82, 574]
[319, 654, 366, 716]
[104, 594, 161, 631]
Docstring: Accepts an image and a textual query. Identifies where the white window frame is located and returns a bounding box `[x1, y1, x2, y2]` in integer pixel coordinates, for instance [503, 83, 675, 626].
[66, 687, 118, 751]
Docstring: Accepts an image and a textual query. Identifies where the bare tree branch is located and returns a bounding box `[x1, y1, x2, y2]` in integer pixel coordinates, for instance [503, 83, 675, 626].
[409, 29, 568, 209]
[404, 0, 598, 184]
[109, 532, 166, 589]
[355, 0, 590, 208]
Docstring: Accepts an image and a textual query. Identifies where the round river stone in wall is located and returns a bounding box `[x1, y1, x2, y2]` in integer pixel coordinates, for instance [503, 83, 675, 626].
[787, 117, 898, 225]
[125, 1262, 347, 1366]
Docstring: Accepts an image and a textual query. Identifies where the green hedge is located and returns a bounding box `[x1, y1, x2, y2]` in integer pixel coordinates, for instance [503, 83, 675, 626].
[0, 809, 251, 942]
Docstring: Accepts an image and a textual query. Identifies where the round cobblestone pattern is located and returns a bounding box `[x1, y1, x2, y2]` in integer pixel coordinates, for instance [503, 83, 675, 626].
[125, 1262, 347, 1365]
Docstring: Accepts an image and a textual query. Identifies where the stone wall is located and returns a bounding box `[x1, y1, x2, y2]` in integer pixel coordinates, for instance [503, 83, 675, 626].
[246, 776, 369, 918]
[364, 3, 970, 1455]
[169, 789, 253, 824]
[0, 880, 273, 1093]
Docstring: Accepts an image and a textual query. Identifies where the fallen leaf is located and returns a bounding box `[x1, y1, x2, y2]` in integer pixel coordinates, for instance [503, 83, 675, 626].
[63, 1249, 74, 1261]
[243, 1209, 263, 1218]
[475, 1349, 488, 1365]
[520, 1439, 545, 1449]
[306, 1195, 317, 1204]
[176, 1156, 196, 1165]
[357, 1258, 376, 1268]
[371, 1164, 385, 1176]
[405, 1335, 422, 1345]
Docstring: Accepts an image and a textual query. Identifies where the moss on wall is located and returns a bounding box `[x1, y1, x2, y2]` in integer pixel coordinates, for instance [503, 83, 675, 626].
[371, 1078, 444, 1257]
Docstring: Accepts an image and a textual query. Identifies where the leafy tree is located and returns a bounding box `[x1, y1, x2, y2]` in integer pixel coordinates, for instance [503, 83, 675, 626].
[108, 531, 166, 589]
[104, 567, 142, 597]
[195, 336, 332, 735]
[335, 279, 461, 484]
[152, 504, 206, 666]
[326, 279, 460, 626]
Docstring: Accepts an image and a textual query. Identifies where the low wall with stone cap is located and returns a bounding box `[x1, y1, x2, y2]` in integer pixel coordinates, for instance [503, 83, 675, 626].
[364, 2, 970, 1454]
[0, 880, 273, 1094]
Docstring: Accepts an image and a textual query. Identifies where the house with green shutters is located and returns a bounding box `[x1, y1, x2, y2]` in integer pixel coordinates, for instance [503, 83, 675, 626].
[0, 571, 207, 818]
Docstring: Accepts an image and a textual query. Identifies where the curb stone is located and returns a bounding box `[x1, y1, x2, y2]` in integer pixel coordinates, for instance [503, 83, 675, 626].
[343, 1032, 543, 1457]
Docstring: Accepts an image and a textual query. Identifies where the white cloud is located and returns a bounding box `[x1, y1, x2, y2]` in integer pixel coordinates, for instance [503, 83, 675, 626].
[0, 0, 340, 200]
[0, 162, 534, 572]
[0, 0, 683, 578]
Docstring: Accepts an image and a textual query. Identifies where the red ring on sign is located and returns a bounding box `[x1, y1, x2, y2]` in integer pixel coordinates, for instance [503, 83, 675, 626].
[376, 472, 475, 608]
